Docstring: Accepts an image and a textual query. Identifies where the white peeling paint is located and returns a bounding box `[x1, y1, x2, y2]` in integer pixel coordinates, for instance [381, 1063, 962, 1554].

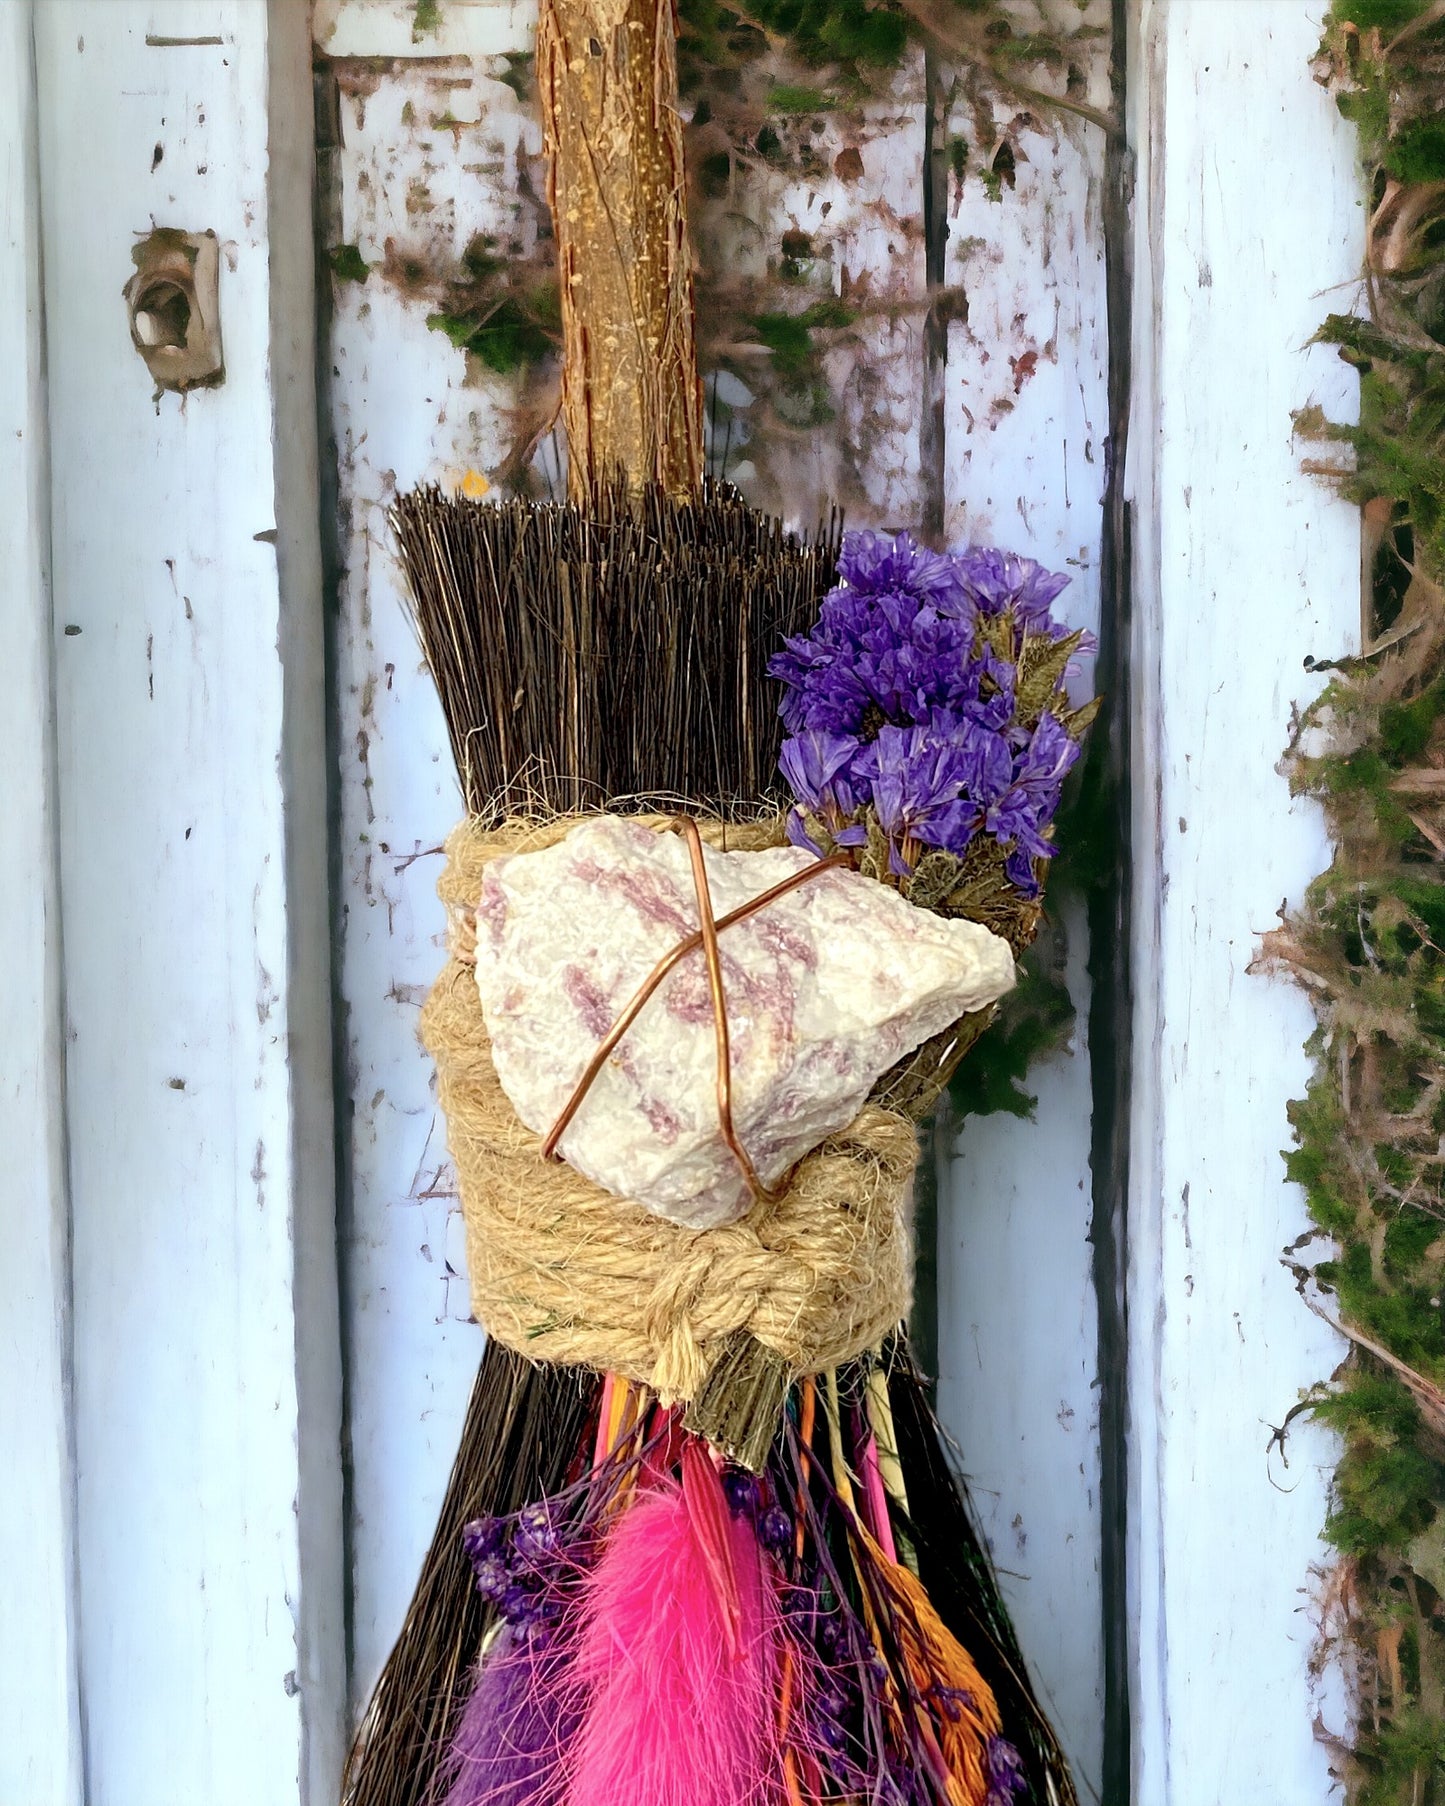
[1126, 5, 1357, 1800]
[0, 4, 83, 1798]
[31, 3, 345, 1799]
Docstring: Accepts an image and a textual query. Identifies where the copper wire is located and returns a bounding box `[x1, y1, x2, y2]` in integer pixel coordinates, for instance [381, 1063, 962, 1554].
[540, 821, 848, 1205]
[674, 816, 771, 1204]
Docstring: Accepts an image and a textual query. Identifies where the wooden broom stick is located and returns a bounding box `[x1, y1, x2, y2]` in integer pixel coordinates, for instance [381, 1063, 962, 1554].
[537, 0, 705, 497]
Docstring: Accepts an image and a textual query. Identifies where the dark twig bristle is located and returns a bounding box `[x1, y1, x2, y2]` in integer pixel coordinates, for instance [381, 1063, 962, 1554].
[389, 478, 840, 821]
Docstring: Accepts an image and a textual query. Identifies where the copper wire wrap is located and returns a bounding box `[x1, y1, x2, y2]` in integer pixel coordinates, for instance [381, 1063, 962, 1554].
[541, 818, 850, 1206]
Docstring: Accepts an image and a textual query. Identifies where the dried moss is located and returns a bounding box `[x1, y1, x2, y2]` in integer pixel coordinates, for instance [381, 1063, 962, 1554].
[1274, 6, 1445, 1798]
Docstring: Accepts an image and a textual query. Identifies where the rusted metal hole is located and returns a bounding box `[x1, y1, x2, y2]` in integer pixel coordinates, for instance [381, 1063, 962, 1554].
[124, 227, 224, 392]
[132, 280, 192, 349]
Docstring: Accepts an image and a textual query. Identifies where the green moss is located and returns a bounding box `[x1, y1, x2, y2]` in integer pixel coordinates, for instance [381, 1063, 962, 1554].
[948, 957, 1075, 1120]
[1387, 115, 1445, 184]
[737, 0, 908, 67]
[426, 298, 555, 374]
[462, 235, 505, 281]
[1379, 678, 1445, 764]
[1286, 21, 1445, 1761]
[1337, 80, 1395, 158]
[1330, 0, 1434, 33]
[766, 83, 832, 113]
[750, 298, 856, 375]
[980, 141, 1017, 205]
[497, 53, 533, 102]
[328, 243, 370, 284]
[412, 0, 442, 39]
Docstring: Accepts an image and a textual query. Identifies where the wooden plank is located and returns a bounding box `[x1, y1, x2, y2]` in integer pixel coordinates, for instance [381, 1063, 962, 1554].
[266, 0, 351, 1795]
[1126, 3, 1359, 1797]
[0, 4, 84, 1798]
[318, 43, 541, 1704]
[33, 3, 344, 1798]
[315, 0, 531, 59]
[937, 20, 1112, 1792]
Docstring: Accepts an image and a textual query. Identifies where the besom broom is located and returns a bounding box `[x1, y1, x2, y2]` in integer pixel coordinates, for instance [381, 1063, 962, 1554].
[339, 0, 1088, 1798]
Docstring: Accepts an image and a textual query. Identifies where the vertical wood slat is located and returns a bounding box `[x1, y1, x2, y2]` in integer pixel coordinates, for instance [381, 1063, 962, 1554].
[32, 3, 344, 1799]
[315, 32, 541, 1705]
[936, 20, 1113, 1790]
[0, 3, 84, 1799]
[1126, 3, 1359, 1798]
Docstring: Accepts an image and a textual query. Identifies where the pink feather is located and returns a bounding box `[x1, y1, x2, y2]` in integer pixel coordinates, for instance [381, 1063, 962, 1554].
[564, 1448, 788, 1806]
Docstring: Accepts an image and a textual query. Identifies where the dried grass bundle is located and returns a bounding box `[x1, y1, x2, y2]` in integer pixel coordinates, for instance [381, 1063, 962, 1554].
[341, 1343, 598, 1806]
[389, 479, 840, 820]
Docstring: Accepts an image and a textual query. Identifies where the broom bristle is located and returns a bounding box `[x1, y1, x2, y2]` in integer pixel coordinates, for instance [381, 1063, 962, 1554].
[886, 1348, 1081, 1806]
[389, 479, 840, 821]
[342, 1344, 599, 1806]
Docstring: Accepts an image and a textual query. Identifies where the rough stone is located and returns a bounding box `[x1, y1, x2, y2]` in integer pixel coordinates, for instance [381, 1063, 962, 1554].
[473, 817, 1016, 1229]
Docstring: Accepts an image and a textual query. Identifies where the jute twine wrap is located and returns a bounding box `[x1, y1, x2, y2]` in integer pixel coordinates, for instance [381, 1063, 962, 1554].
[421, 813, 918, 1403]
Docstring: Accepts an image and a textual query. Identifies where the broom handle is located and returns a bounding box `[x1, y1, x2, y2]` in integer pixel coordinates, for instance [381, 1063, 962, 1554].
[538, 0, 706, 498]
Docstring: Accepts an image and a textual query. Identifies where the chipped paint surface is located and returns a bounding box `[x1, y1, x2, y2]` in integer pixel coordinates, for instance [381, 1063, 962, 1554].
[26, 4, 345, 1799]
[321, 50, 555, 1717]
[317, 2, 1108, 1771]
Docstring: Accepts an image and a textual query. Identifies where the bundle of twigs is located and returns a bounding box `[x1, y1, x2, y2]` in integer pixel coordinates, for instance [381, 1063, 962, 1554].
[345, 484, 840, 1806]
[346, 0, 1082, 1784]
[390, 479, 840, 821]
[341, 1345, 597, 1806]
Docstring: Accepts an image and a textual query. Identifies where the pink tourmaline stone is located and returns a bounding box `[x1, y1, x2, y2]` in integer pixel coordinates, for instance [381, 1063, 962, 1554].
[473, 818, 1016, 1229]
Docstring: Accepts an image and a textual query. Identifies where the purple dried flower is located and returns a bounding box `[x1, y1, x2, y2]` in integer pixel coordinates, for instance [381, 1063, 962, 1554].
[779, 729, 868, 853]
[856, 721, 1012, 872]
[985, 711, 1080, 868]
[462, 1515, 504, 1562]
[772, 529, 1090, 897]
[471, 1551, 510, 1603]
[836, 529, 967, 610]
[957, 643, 1017, 733]
[721, 1467, 757, 1517]
[1004, 846, 1040, 893]
[984, 1735, 1029, 1805]
[757, 1504, 793, 1551]
[513, 1501, 560, 1563]
[770, 566, 979, 736]
[956, 545, 1072, 631]
[498, 1581, 540, 1626]
[855, 726, 961, 874]
[779, 730, 861, 815]
[771, 616, 878, 736]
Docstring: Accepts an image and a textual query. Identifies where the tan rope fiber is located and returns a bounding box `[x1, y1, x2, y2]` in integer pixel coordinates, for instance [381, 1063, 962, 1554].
[423, 813, 918, 1402]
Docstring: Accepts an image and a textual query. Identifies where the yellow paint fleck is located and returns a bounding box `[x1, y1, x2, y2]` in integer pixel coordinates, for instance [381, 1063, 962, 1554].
[460, 469, 492, 499]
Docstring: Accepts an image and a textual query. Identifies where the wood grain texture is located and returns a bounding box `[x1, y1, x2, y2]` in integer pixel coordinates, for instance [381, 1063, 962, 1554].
[538, 0, 705, 494]
[33, 3, 344, 1798]
[0, 4, 84, 1798]
[1126, 4, 1359, 1799]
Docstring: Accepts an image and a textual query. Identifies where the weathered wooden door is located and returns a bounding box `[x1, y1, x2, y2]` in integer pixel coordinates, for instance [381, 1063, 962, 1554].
[0, 2, 1362, 1802]
[312, 0, 1111, 1786]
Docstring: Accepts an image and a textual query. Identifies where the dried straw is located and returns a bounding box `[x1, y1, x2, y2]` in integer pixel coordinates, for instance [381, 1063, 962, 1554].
[341, 1342, 598, 1806]
[389, 479, 840, 820]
